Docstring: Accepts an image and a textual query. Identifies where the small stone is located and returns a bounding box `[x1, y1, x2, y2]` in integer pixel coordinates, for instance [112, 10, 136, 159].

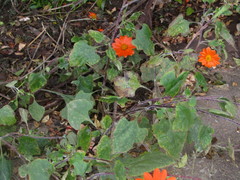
[232, 82, 238, 87]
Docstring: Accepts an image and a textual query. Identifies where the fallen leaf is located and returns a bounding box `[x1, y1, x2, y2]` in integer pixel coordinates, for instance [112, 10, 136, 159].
[18, 43, 26, 51]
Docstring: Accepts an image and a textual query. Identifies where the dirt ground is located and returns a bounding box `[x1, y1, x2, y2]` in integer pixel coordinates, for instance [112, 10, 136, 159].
[170, 67, 240, 180]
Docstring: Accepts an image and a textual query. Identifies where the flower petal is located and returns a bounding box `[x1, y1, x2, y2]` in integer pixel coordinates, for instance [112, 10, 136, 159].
[159, 169, 167, 180]
[167, 177, 177, 180]
[144, 172, 154, 180]
[153, 168, 161, 180]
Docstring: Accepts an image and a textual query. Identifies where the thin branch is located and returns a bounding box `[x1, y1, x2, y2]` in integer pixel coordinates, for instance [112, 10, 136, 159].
[47, 0, 84, 11]
[1, 139, 27, 163]
[110, 0, 129, 43]
[197, 109, 240, 126]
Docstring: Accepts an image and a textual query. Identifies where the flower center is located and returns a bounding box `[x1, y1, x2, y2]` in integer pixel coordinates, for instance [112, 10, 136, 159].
[121, 44, 128, 50]
[206, 55, 212, 61]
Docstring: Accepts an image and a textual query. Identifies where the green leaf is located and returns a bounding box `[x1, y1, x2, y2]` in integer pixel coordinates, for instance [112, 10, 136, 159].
[19, 108, 28, 123]
[186, 7, 194, 16]
[99, 96, 130, 107]
[160, 71, 189, 97]
[212, 4, 230, 19]
[101, 115, 113, 129]
[195, 72, 208, 92]
[173, 102, 197, 131]
[208, 109, 232, 118]
[28, 100, 45, 122]
[96, 0, 106, 10]
[153, 120, 187, 158]
[112, 118, 148, 154]
[18, 93, 31, 108]
[215, 20, 236, 50]
[140, 55, 175, 82]
[72, 75, 94, 93]
[129, 12, 142, 21]
[0, 105, 16, 126]
[67, 131, 77, 146]
[77, 126, 91, 151]
[0, 125, 16, 137]
[129, 51, 142, 65]
[61, 91, 94, 129]
[88, 30, 105, 43]
[188, 120, 214, 152]
[114, 160, 126, 180]
[165, 14, 191, 36]
[106, 47, 117, 60]
[18, 136, 41, 156]
[203, 0, 215, 3]
[120, 151, 175, 176]
[0, 156, 12, 180]
[179, 55, 196, 71]
[175, 154, 188, 168]
[114, 71, 141, 97]
[69, 152, 88, 176]
[19, 159, 54, 180]
[69, 40, 100, 67]
[132, 24, 154, 56]
[233, 57, 240, 66]
[28, 72, 47, 93]
[218, 98, 237, 118]
[97, 135, 112, 160]
[112, 59, 122, 71]
[107, 67, 119, 81]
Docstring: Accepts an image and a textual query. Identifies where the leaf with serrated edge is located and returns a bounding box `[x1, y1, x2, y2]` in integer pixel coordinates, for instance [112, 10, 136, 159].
[120, 151, 175, 176]
[173, 102, 197, 131]
[28, 72, 47, 93]
[132, 24, 154, 56]
[153, 120, 187, 158]
[97, 135, 112, 160]
[166, 14, 190, 37]
[19, 159, 54, 180]
[69, 40, 100, 67]
[112, 118, 148, 154]
[88, 30, 105, 43]
[0, 105, 16, 126]
[69, 152, 88, 176]
[160, 71, 189, 97]
[114, 160, 126, 180]
[62, 91, 95, 130]
[66, 99, 94, 130]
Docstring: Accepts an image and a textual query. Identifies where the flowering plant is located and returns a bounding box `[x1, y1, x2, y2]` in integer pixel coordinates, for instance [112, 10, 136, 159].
[198, 47, 220, 68]
[112, 35, 136, 57]
[0, 1, 238, 180]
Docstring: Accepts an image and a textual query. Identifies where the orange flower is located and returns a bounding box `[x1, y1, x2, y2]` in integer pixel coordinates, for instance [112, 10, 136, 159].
[186, 0, 190, 2]
[97, 28, 104, 32]
[88, 12, 97, 20]
[135, 168, 177, 180]
[112, 35, 136, 58]
[198, 47, 220, 68]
